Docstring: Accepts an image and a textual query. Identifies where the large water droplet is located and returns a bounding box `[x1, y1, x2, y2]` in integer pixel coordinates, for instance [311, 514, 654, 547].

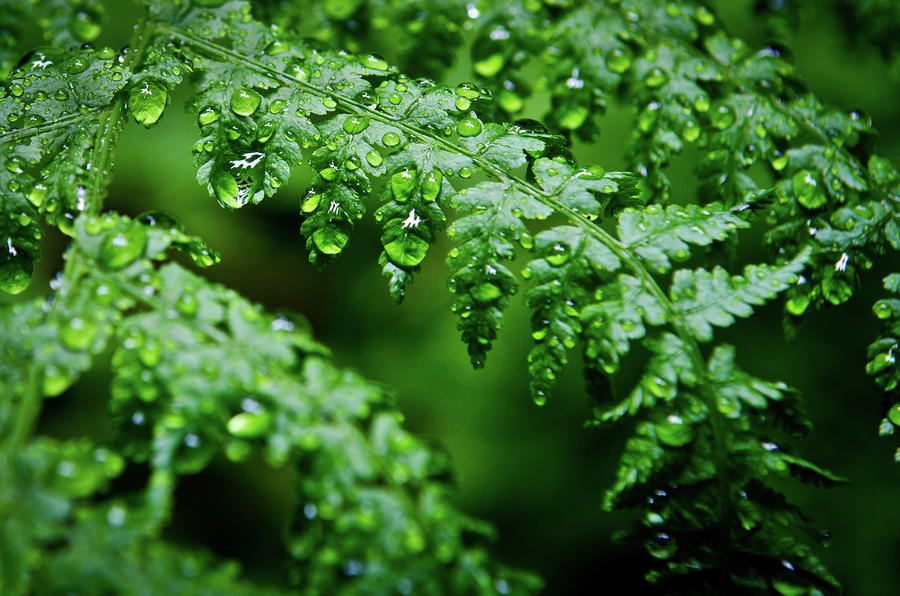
[227, 411, 271, 438]
[421, 170, 442, 202]
[792, 170, 825, 209]
[546, 242, 569, 266]
[128, 79, 167, 126]
[646, 532, 678, 559]
[198, 106, 219, 126]
[606, 48, 632, 73]
[382, 131, 401, 147]
[362, 53, 388, 71]
[873, 300, 894, 320]
[365, 150, 383, 167]
[888, 404, 900, 426]
[230, 87, 261, 116]
[391, 168, 416, 201]
[457, 116, 482, 137]
[60, 316, 98, 351]
[70, 9, 102, 42]
[710, 104, 735, 129]
[342, 114, 369, 134]
[214, 173, 244, 209]
[98, 226, 147, 269]
[644, 67, 668, 88]
[0, 239, 32, 294]
[43, 365, 75, 397]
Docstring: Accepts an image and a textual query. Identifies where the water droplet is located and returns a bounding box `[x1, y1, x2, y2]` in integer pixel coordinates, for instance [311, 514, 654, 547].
[382, 131, 401, 147]
[60, 316, 97, 351]
[70, 9, 102, 41]
[391, 168, 416, 201]
[546, 243, 569, 266]
[342, 114, 369, 134]
[644, 67, 668, 88]
[362, 53, 388, 71]
[655, 415, 694, 447]
[457, 116, 482, 137]
[301, 190, 321, 213]
[792, 170, 825, 208]
[365, 149, 383, 167]
[606, 48, 632, 73]
[128, 78, 167, 126]
[43, 364, 74, 397]
[646, 532, 678, 559]
[214, 173, 245, 209]
[312, 227, 349, 255]
[771, 152, 789, 171]
[682, 120, 700, 142]
[98, 226, 147, 269]
[421, 170, 442, 202]
[873, 300, 894, 320]
[786, 293, 809, 316]
[264, 40, 287, 55]
[198, 106, 218, 126]
[0, 242, 32, 294]
[227, 411, 271, 438]
[230, 87, 261, 116]
[695, 5, 715, 26]
[711, 104, 735, 129]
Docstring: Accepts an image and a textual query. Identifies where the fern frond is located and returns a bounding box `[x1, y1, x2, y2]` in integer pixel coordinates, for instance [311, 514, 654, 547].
[0, 212, 540, 594]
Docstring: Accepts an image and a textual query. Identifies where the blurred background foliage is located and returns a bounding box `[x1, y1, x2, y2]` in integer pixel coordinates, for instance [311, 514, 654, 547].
[6, 0, 900, 593]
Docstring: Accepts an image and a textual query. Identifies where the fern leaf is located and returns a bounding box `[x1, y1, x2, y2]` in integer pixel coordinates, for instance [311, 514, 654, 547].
[0, 211, 539, 594]
[671, 249, 810, 342]
[618, 202, 750, 273]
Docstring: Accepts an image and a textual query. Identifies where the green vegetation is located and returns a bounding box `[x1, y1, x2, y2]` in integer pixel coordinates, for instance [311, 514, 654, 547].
[2, 1, 899, 594]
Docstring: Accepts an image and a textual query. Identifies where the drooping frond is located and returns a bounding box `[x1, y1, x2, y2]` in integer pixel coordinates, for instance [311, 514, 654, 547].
[0, 212, 540, 594]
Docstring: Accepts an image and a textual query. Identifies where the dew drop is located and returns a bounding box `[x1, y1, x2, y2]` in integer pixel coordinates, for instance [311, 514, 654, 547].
[70, 9, 102, 41]
[0, 240, 32, 294]
[60, 316, 97, 351]
[227, 411, 271, 438]
[421, 170, 442, 201]
[710, 104, 735, 129]
[98, 226, 147, 269]
[382, 131, 401, 147]
[644, 67, 668, 88]
[457, 116, 482, 137]
[198, 106, 219, 126]
[230, 87, 261, 116]
[606, 48, 632, 74]
[365, 149, 383, 167]
[128, 79, 167, 126]
[358, 52, 388, 71]
[391, 168, 416, 201]
[546, 243, 569, 266]
[342, 114, 369, 134]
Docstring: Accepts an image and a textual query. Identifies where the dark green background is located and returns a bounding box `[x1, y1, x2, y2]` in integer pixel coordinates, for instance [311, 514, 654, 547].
[16, 1, 900, 594]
